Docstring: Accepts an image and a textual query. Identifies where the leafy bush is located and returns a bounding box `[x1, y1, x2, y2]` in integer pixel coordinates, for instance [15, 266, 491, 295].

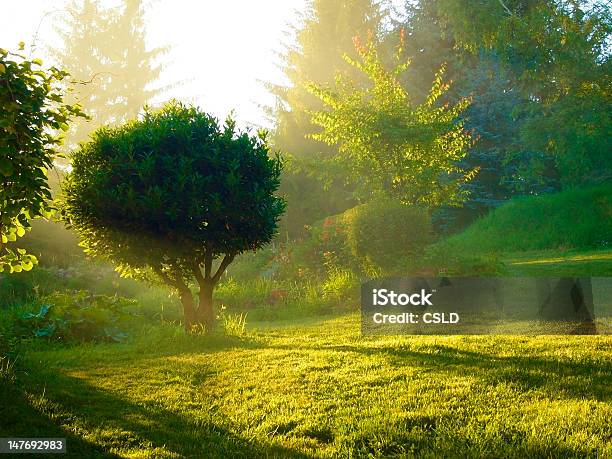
[60, 101, 286, 332]
[344, 199, 432, 271]
[16, 291, 136, 343]
[0, 46, 85, 273]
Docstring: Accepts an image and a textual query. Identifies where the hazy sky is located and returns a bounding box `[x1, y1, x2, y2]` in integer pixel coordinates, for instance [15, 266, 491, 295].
[2, 0, 312, 129]
[3, 1, 405, 130]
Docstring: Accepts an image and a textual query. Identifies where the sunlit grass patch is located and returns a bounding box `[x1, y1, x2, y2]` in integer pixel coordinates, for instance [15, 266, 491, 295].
[2, 315, 610, 457]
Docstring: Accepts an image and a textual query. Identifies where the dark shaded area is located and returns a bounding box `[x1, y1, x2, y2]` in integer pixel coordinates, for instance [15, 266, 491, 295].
[1, 369, 308, 459]
[0, 383, 119, 458]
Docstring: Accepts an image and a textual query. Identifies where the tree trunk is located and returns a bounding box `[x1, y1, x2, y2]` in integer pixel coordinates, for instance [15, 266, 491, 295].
[179, 289, 198, 332]
[197, 282, 215, 331]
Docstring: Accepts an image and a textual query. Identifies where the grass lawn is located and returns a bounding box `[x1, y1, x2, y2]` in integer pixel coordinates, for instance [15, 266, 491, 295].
[2, 315, 611, 458]
[503, 249, 612, 277]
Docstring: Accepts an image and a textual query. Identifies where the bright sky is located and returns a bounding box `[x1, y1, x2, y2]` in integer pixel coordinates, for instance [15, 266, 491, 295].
[3, 1, 405, 130]
[2, 0, 311, 129]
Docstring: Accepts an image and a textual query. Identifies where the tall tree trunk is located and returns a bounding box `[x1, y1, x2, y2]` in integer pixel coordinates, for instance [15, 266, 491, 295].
[198, 282, 215, 331]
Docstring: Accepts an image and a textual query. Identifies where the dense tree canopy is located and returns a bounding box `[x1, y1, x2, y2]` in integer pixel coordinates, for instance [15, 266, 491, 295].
[268, 0, 386, 159]
[61, 102, 285, 330]
[0, 46, 84, 273]
[308, 37, 476, 206]
[270, 0, 387, 238]
[432, 0, 612, 186]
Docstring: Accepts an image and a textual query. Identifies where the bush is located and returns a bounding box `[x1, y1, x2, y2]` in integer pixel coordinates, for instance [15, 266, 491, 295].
[344, 199, 432, 271]
[15, 291, 136, 343]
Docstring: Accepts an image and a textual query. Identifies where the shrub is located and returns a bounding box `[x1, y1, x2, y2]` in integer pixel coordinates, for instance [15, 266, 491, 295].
[15, 291, 136, 343]
[344, 199, 432, 271]
[60, 101, 285, 331]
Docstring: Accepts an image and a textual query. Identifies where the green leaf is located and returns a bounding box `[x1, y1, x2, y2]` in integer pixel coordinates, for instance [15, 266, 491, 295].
[0, 161, 14, 177]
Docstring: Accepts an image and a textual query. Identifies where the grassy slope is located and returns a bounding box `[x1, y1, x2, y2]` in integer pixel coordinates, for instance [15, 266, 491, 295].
[2, 316, 611, 458]
[435, 184, 611, 255]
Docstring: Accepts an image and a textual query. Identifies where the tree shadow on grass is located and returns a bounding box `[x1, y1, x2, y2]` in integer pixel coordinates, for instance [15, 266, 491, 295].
[0, 382, 119, 458]
[368, 343, 610, 402]
[9, 368, 308, 459]
[265, 341, 612, 402]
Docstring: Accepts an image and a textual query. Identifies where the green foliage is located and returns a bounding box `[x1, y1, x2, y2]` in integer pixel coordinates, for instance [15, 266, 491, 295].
[268, 0, 387, 237]
[0, 46, 84, 274]
[433, 184, 612, 255]
[215, 275, 356, 321]
[61, 101, 286, 329]
[15, 291, 134, 343]
[433, 0, 612, 186]
[267, 0, 385, 159]
[277, 154, 356, 238]
[344, 199, 432, 271]
[321, 267, 359, 304]
[308, 37, 476, 206]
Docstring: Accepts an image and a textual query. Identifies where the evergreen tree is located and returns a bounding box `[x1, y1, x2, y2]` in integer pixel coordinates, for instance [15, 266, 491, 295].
[431, 0, 611, 187]
[51, 0, 167, 150]
[268, 0, 386, 158]
[269, 0, 387, 238]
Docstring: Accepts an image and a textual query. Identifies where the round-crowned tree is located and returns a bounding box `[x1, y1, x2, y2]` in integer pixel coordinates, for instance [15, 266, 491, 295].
[61, 102, 286, 331]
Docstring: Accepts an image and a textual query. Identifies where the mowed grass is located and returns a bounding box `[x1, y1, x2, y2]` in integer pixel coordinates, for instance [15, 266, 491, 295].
[2, 315, 611, 458]
[504, 249, 612, 276]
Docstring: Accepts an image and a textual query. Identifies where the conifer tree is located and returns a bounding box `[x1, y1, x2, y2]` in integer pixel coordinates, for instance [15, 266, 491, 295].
[51, 0, 167, 150]
[268, 0, 386, 158]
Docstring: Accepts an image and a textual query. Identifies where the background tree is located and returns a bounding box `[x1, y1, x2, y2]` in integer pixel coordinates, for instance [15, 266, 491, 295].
[308, 36, 475, 206]
[60, 102, 285, 331]
[268, 0, 386, 158]
[269, 0, 386, 238]
[0, 45, 84, 273]
[431, 0, 611, 187]
[51, 0, 167, 151]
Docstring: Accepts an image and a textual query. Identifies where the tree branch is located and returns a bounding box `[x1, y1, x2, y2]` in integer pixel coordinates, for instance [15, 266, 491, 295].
[204, 250, 213, 280]
[192, 261, 207, 289]
[153, 265, 188, 293]
[211, 253, 235, 284]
